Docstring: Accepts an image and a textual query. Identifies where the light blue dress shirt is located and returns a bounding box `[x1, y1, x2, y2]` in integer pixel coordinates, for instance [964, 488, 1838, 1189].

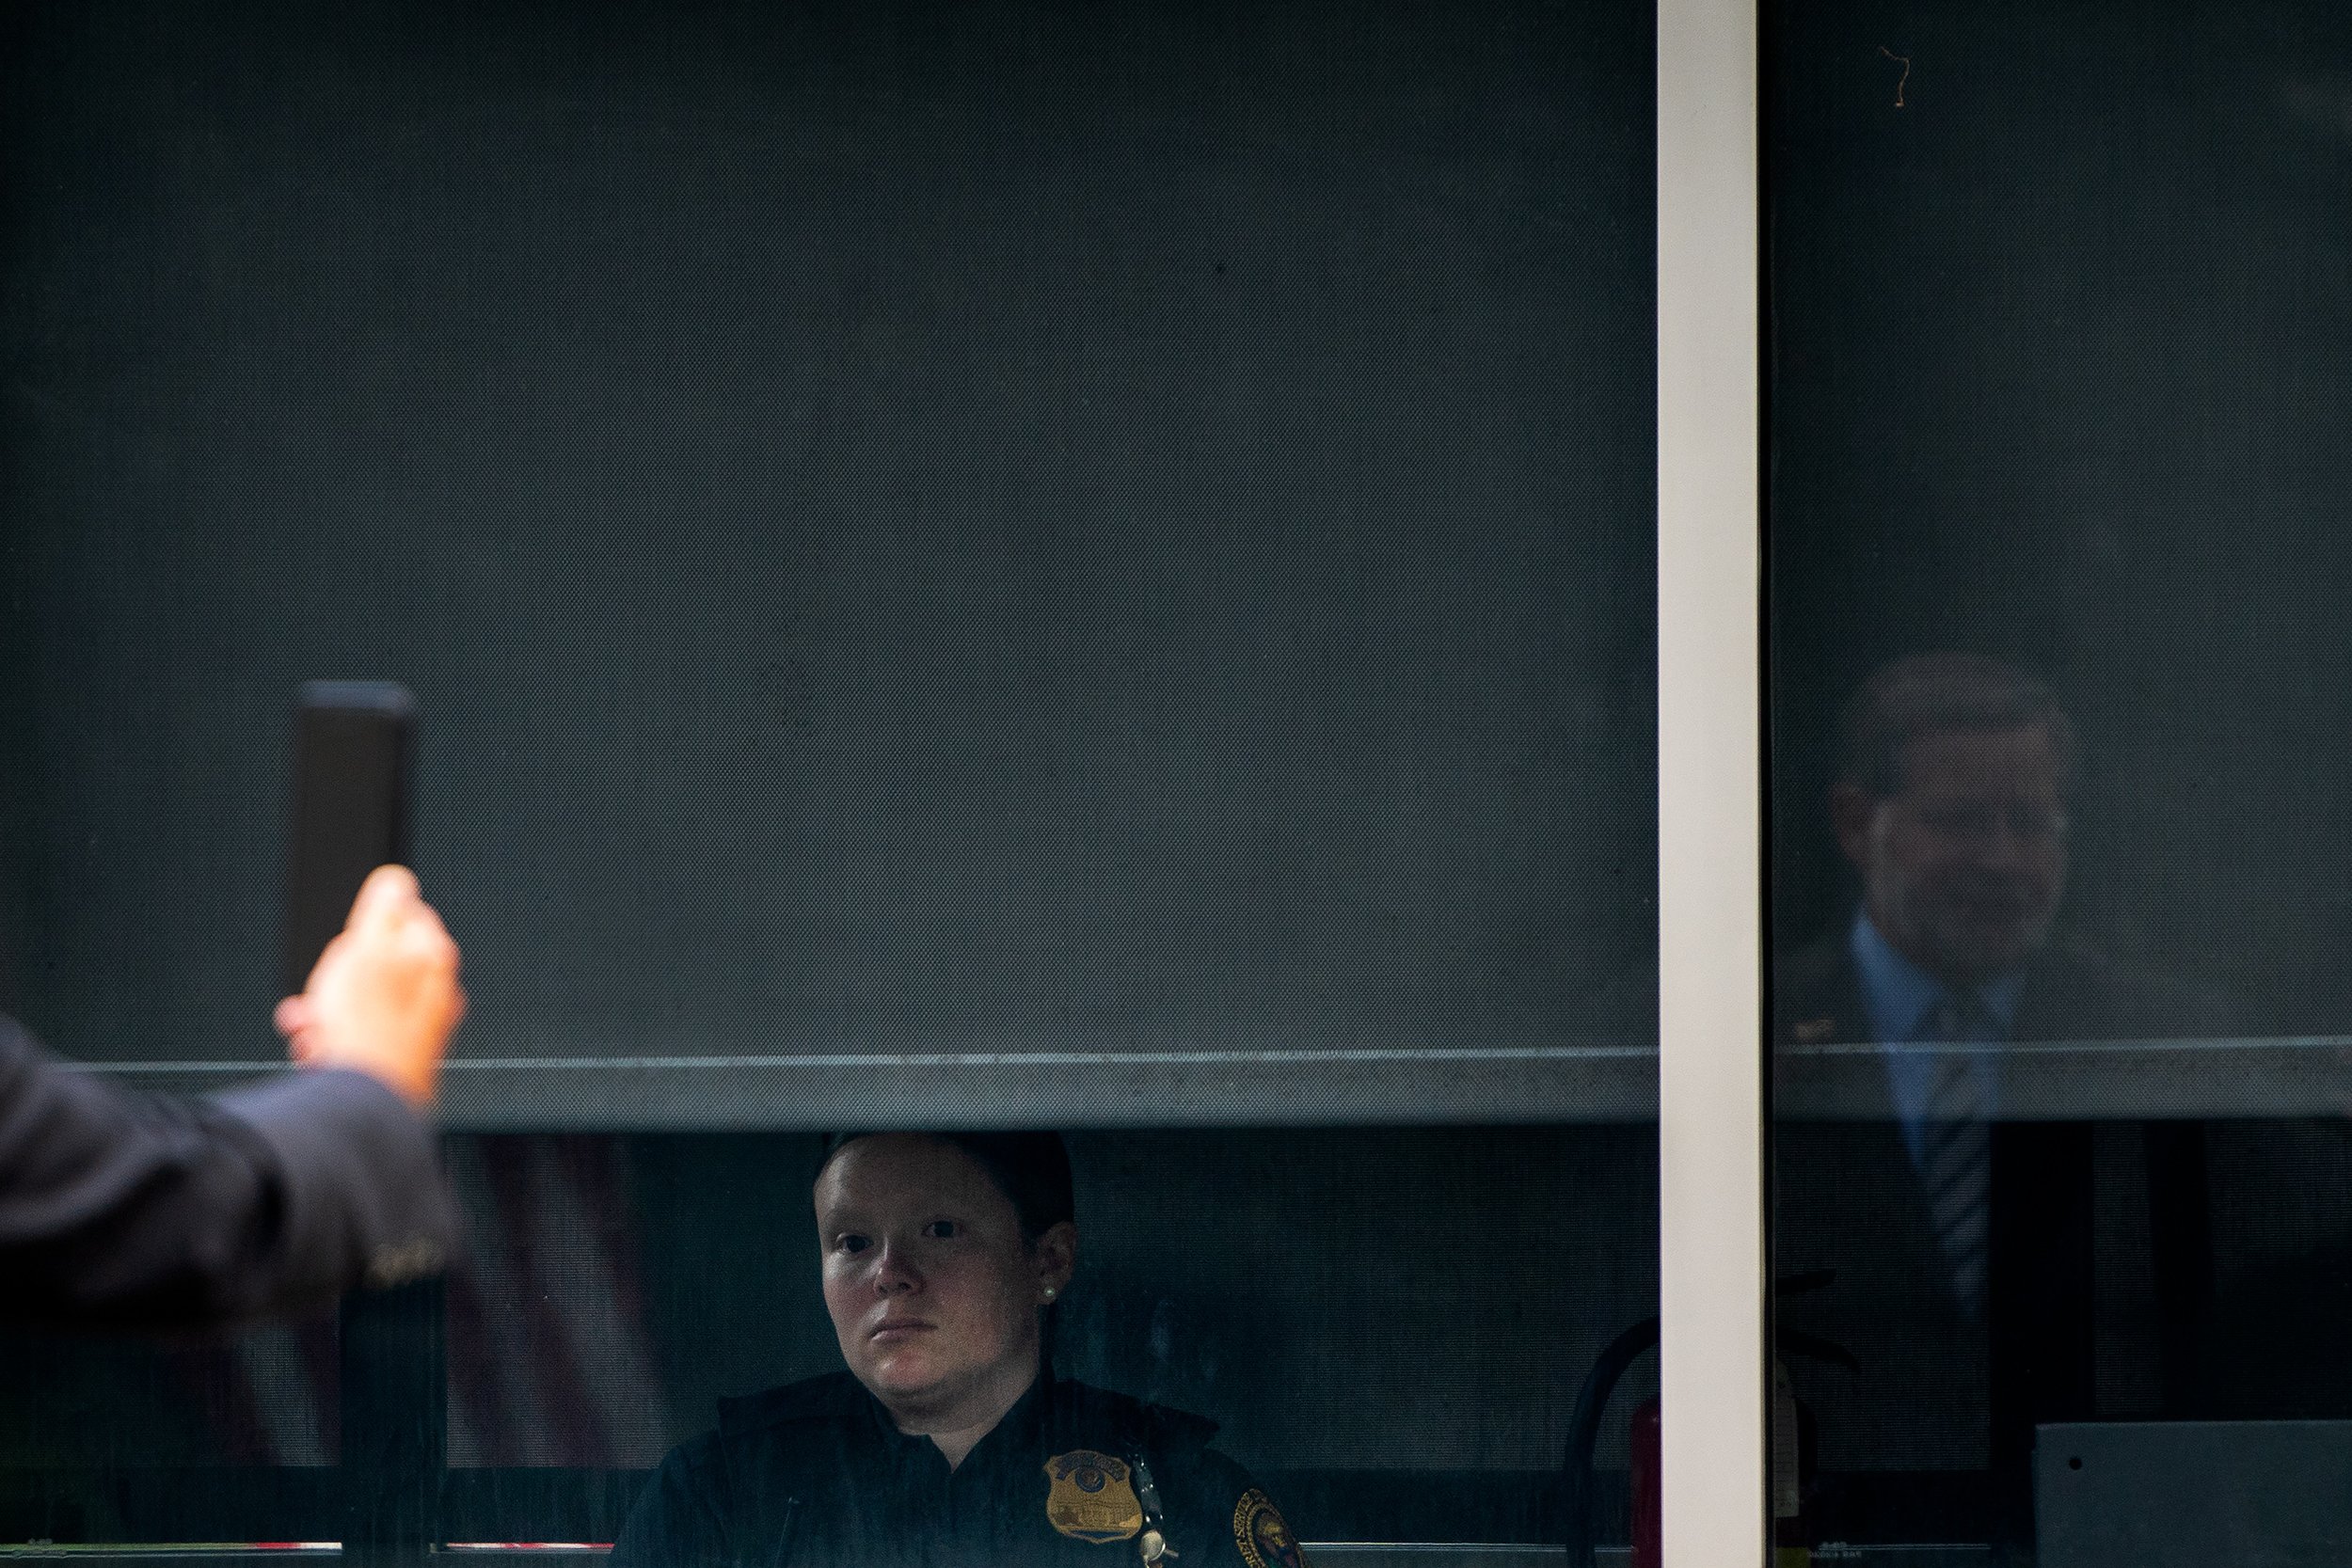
[1849, 910, 2023, 1168]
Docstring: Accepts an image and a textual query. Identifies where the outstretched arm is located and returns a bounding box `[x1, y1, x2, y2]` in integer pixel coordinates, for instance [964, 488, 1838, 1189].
[0, 866, 465, 1329]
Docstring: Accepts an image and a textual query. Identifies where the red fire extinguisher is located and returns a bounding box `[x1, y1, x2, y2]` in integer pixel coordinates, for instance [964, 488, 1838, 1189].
[1569, 1274, 1849, 1568]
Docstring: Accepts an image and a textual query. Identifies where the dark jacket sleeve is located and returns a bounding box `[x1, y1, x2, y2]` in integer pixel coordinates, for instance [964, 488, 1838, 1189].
[0, 1014, 457, 1330]
[1173, 1446, 1308, 1568]
[612, 1435, 740, 1568]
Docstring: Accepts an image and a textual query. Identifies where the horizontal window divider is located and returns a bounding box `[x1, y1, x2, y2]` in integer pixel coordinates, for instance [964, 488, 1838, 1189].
[0, 1465, 1606, 1557]
[87, 1036, 2346, 1124]
[78, 1049, 1662, 1131]
[1777, 1037, 2352, 1120]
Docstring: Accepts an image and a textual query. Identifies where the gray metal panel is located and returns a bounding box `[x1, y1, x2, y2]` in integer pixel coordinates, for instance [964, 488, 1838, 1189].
[1779, 1037, 2352, 1121]
[82, 1047, 1659, 1131]
[2036, 1421, 2352, 1568]
[85, 1034, 2352, 1129]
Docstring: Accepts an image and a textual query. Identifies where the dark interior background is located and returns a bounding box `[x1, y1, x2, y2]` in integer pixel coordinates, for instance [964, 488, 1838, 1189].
[624, 1128, 1657, 1478]
[1769, 0, 2352, 1035]
[0, 1127, 1660, 1545]
[0, 0, 1655, 1068]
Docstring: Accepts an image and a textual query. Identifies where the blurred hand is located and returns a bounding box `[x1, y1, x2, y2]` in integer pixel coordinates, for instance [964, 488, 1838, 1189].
[274, 865, 465, 1111]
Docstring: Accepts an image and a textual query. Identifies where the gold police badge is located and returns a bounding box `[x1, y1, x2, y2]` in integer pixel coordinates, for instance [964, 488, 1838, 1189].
[1232, 1488, 1308, 1568]
[1044, 1449, 1144, 1544]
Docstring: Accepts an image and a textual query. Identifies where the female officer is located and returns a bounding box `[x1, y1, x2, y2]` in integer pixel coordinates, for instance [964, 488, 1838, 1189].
[610, 1130, 1307, 1568]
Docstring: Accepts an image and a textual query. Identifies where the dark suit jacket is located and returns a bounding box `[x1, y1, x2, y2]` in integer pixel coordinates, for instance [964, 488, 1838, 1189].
[0, 1013, 456, 1330]
[1772, 928, 2228, 1505]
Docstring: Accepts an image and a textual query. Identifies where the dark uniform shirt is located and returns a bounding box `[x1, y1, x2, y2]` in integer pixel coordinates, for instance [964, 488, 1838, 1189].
[611, 1370, 1306, 1568]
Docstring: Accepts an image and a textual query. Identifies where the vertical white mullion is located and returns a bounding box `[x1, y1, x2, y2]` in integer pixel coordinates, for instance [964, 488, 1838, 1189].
[1658, 0, 1765, 1562]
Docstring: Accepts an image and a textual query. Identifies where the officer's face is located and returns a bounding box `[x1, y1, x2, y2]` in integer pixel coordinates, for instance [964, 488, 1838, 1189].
[815, 1134, 1074, 1426]
[1833, 721, 2069, 986]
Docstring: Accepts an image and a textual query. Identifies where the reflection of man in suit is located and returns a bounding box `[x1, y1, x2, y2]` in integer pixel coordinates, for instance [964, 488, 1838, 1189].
[1779, 652, 2200, 1059]
[1774, 654, 2217, 1541]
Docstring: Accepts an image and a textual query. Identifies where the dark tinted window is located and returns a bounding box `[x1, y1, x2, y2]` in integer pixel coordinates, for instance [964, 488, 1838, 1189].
[1770, 0, 2352, 1556]
[0, 0, 1656, 1559]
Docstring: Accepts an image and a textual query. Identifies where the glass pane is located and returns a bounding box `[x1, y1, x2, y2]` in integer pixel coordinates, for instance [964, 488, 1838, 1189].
[0, 0, 1658, 1560]
[0, 0, 1653, 1070]
[1769, 1, 2352, 1560]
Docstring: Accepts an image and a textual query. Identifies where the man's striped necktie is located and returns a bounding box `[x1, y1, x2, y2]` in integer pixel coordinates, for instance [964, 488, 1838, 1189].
[1917, 992, 1999, 1321]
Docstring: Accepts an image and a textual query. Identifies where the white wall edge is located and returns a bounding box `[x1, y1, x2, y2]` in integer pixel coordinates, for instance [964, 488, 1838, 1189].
[1657, 0, 1766, 1560]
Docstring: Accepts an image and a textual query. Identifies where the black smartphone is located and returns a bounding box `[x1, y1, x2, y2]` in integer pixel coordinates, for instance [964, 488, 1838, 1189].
[280, 681, 416, 995]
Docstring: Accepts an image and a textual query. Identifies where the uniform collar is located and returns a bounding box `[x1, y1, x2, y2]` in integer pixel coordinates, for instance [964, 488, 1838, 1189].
[857, 1358, 1055, 1472]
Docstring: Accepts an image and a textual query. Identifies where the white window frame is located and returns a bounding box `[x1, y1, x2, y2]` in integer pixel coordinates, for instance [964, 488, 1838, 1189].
[1658, 0, 1766, 1561]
